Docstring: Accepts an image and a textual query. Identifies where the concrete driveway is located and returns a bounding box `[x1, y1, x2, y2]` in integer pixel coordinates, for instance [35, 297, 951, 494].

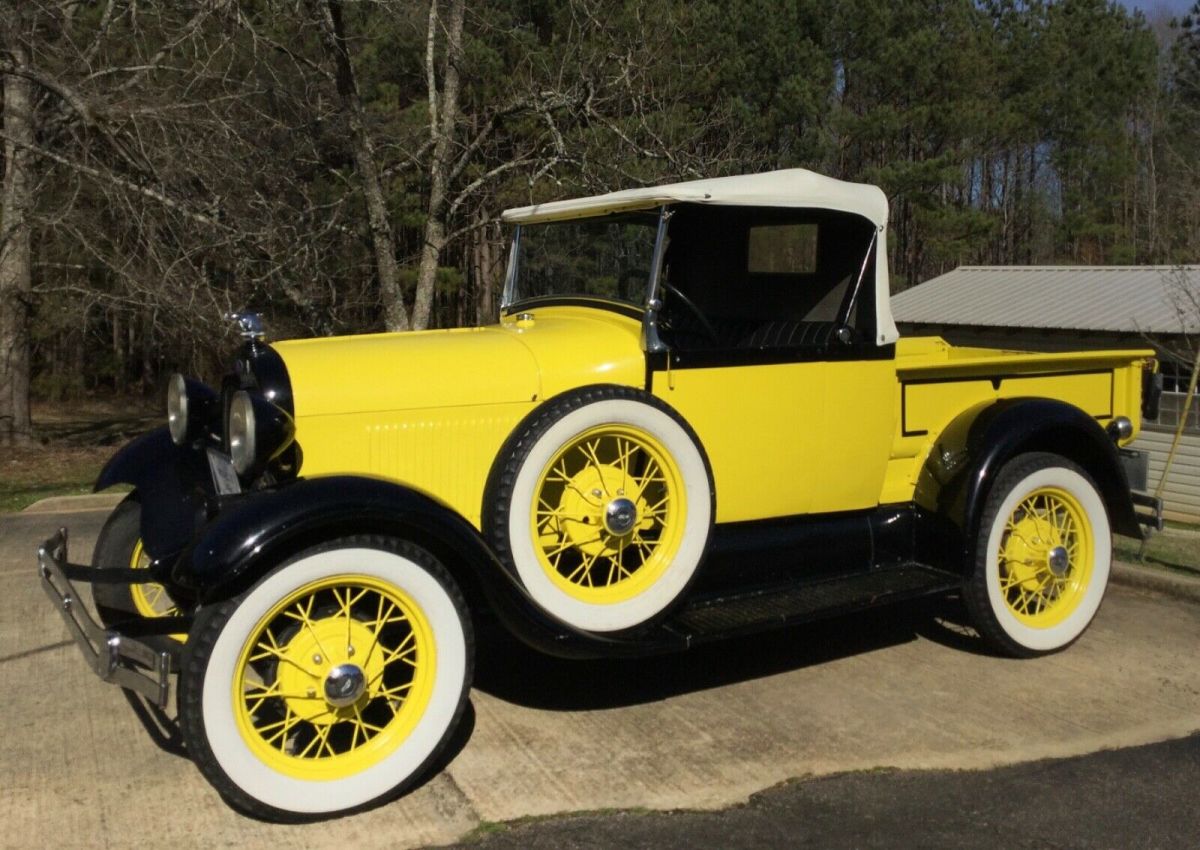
[2, 506, 1198, 849]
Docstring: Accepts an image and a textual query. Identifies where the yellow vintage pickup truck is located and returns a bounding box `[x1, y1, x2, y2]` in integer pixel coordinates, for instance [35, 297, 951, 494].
[38, 169, 1161, 820]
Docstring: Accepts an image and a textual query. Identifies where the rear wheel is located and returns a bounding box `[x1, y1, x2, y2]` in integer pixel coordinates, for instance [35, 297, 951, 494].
[177, 537, 473, 821]
[964, 452, 1112, 657]
[92, 495, 181, 628]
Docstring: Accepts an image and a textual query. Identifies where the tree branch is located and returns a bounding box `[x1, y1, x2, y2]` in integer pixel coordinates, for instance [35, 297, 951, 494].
[0, 130, 232, 231]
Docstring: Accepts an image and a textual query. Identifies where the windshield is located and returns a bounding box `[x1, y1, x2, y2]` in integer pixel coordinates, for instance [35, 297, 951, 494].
[508, 211, 660, 308]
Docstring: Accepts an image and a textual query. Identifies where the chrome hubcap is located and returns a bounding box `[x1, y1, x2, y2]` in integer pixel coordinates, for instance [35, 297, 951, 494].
[323, 663, 366, 708]
[1047, 545, 1070, 578]
[603, 497, 639, 535]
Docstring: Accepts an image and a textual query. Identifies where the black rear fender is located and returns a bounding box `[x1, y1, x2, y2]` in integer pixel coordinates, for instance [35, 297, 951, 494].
[919, 398, 1141, 561]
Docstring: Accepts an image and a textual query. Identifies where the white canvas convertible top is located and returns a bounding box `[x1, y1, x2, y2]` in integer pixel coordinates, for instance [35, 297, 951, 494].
[501, 168, 890, 227]
[501, 168, 899, 346]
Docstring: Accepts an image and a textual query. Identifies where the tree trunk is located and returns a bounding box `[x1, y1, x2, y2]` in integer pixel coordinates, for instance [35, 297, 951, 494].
[474, 211, 499, 325]
[140, 310, 154, 394]
[112, 310, 125, 394]
[315, 0, 410, 332]
[73, 304, 87, 398]
[414, 219, 445, 330]
[0, 43, 35, 446]
[413, 0, 466, 331]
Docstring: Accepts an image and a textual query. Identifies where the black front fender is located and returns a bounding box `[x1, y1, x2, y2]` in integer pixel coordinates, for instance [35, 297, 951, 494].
[173, 475, 687, 659]
[174, 476, 502, 598]
[94, 426, 214, 560]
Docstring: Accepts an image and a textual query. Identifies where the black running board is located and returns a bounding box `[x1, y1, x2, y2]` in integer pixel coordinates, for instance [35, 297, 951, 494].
[668, 565, 958, 641]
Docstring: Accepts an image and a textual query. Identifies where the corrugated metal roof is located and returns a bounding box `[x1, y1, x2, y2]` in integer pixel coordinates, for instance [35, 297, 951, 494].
[891, 266, 1200, 334]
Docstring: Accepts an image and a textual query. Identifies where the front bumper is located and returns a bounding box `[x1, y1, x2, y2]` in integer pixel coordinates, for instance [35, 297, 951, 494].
[37, 529, 182, 710]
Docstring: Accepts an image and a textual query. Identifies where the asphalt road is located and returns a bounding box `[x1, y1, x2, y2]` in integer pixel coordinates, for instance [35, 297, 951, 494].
[435, 734, 1200, 849]
[2, 505, 1199, 849]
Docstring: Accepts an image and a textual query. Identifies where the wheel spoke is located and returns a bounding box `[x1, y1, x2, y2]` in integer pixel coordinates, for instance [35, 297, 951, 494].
[250, 641, 320, 679]
[564, 559, 589, 584]
[375, 681, 414, 700]
[243, 681, 287, 714]
[604, 552, 620, 586]
[349, 707, 364, 751]
[378, 631, 418, 669]
[259, 706, 304, 748]
[578, 440, 611, 495]
[565, 483, 603, 506]
[616, 438, 636, 490]
[283, 595, 331, 662]
[997, 484, 1097, 626]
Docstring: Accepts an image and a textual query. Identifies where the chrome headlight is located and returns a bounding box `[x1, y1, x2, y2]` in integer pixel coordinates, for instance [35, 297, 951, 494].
[229, 391, 257, 475]
[167, 373, 189, 445]
[168, 374, 218, 445]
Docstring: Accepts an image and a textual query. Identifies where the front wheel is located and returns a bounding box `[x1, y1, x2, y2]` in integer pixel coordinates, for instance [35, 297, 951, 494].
[92, 494, 182, 627]
[964, 452, 1112, 658]
[177, 537, 473, 820]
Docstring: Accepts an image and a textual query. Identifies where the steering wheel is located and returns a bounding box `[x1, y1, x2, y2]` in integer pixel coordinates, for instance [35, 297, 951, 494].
[660, 281, 720, 345]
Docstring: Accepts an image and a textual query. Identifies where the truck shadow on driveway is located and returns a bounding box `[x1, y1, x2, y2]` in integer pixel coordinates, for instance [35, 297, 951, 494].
[473, 595, 988, 712]
[114, 595, 984, 819]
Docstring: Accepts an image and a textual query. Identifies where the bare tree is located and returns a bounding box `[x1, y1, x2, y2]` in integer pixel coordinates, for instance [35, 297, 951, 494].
[413, 0, 466, 331]
[0, 0, 749, 407]
[312, 0, 410, 332]
[403, 0, 742, 329]
[0, 28, 34, 445]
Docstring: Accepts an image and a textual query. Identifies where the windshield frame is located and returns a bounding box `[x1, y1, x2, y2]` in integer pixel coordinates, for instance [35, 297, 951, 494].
[501, 207, 670, 318]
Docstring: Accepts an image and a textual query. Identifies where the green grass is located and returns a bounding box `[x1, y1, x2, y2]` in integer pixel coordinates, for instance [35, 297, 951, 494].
[1114, 529, 1200, 577]
[0, 399, 155, 513]
[0, 445, 119, 512]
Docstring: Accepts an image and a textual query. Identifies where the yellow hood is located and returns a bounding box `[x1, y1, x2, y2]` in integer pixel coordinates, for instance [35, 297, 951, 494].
[273, 306, 645, 418]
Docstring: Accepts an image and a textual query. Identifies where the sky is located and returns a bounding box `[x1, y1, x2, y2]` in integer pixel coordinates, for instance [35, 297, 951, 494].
[1121, 0, 1195, 18]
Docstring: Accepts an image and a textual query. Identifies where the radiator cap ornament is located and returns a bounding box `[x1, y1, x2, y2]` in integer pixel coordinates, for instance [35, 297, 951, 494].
[227, 311, 265, 342]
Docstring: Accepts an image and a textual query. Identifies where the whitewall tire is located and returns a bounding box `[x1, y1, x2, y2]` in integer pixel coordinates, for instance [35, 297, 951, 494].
[965, 452, 1112, 657]
[487, 386, 713, 633]
[177, 538, 472, 820]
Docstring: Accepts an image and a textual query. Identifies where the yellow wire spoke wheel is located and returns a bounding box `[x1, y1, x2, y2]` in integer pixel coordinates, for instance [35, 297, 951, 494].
[970, 453, 1111, 657]
[496, 388, 712, 633]
[128, 539, 183, 619]
[531, 424, 686, 605]
[997, 487, 1094, 628]
[181, 542, 471, 819]
[232, 575, 437, 780]
[92, 496, 185, 637]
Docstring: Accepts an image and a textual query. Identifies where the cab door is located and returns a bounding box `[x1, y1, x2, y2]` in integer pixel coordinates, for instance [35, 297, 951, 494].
[651, 360, 821, 522]
[648, 206, 897, 523]
[650, 350, 896, 523]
